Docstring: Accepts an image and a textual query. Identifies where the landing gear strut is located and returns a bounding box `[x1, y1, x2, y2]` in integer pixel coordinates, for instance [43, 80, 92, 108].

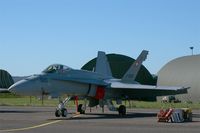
[55, 97, 71, 117]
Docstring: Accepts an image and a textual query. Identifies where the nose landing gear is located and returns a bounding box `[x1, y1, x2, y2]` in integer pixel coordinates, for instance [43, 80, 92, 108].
[55, 108, 67, 117]
[55, 97, 71, 117]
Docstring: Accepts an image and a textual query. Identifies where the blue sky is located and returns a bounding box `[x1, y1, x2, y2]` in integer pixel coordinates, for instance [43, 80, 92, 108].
[0, 0, 199, 76]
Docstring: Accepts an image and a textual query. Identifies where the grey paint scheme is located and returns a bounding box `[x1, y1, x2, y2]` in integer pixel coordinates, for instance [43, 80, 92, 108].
[157, 54, 200, 102]
[12, 76, 28, 83]
[8, 50, 188, 102]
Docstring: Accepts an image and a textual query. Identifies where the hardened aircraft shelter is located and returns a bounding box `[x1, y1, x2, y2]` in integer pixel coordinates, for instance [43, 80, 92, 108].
[157, 54, 200, 102]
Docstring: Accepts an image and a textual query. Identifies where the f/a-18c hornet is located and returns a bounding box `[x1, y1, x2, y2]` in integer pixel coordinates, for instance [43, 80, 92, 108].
[9, 50, 189, 117]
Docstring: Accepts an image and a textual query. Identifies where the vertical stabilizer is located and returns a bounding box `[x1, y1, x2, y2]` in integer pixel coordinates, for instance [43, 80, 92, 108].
[122, 50, 149, 83]
[95, 51, 112, 78]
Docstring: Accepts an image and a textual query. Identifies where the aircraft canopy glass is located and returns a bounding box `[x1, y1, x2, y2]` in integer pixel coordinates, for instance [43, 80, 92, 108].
[43, 64, 72, 73]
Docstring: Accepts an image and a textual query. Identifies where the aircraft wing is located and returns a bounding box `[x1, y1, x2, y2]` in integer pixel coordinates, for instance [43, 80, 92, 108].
[110, 82, 189, 95]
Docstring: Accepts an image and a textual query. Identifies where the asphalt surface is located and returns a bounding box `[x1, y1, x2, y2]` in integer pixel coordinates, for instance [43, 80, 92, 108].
[0, 106, 200, 133]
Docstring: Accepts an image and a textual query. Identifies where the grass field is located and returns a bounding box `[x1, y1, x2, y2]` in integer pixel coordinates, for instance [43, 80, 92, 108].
[0, 93, 200, 109]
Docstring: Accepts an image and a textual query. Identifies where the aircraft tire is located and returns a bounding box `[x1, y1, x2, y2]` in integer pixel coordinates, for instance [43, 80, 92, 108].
[55, 110, 61, 117]
[78, 104, 85, 114]
[118, 105, 126, 116]
[61, 108, 67, 117]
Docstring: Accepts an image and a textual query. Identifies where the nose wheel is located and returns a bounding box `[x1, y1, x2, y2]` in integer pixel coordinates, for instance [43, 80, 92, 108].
[55, 109, 60, 117]
[55, 97, 71, 117]
[55, 108, 68, 117]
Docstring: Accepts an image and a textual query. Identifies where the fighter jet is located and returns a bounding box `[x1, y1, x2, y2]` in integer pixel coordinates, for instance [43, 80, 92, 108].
[8, 50, 189, 117]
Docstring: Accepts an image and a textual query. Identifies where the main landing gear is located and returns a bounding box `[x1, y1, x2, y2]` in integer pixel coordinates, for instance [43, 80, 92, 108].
[106, 99, 126, 116]
[55, 97, 126, 117]
[78, 104, 85, 114]
[118, 105, 126, 116]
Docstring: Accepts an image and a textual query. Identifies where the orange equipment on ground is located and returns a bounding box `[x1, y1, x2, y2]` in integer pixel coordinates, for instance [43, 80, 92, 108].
[157, 108, 173, 122]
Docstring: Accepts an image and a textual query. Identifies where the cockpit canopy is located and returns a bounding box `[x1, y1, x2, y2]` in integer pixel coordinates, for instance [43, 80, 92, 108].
[43, 64, 72, 74]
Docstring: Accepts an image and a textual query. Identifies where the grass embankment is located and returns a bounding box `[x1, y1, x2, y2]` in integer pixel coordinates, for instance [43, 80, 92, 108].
[125, 101, 200, 109]
[0, 93, 200, 109]
[0, 93, 76, 107]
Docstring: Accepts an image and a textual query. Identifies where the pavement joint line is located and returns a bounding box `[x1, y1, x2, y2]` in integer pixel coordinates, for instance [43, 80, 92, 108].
[0, 114, 81, 132]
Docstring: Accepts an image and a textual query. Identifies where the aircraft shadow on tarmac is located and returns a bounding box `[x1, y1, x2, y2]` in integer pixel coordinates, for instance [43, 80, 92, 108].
[50, 112, 157, 121]
[193, 114, 200, 118]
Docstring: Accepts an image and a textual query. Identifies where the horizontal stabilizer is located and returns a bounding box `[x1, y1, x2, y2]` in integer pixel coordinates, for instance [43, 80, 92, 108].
[110, 82, 189, 95]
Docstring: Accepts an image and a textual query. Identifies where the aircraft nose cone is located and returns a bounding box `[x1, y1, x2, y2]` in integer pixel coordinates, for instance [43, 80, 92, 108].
[8, 80, 29, 95]
[9, 75, 48, 96]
